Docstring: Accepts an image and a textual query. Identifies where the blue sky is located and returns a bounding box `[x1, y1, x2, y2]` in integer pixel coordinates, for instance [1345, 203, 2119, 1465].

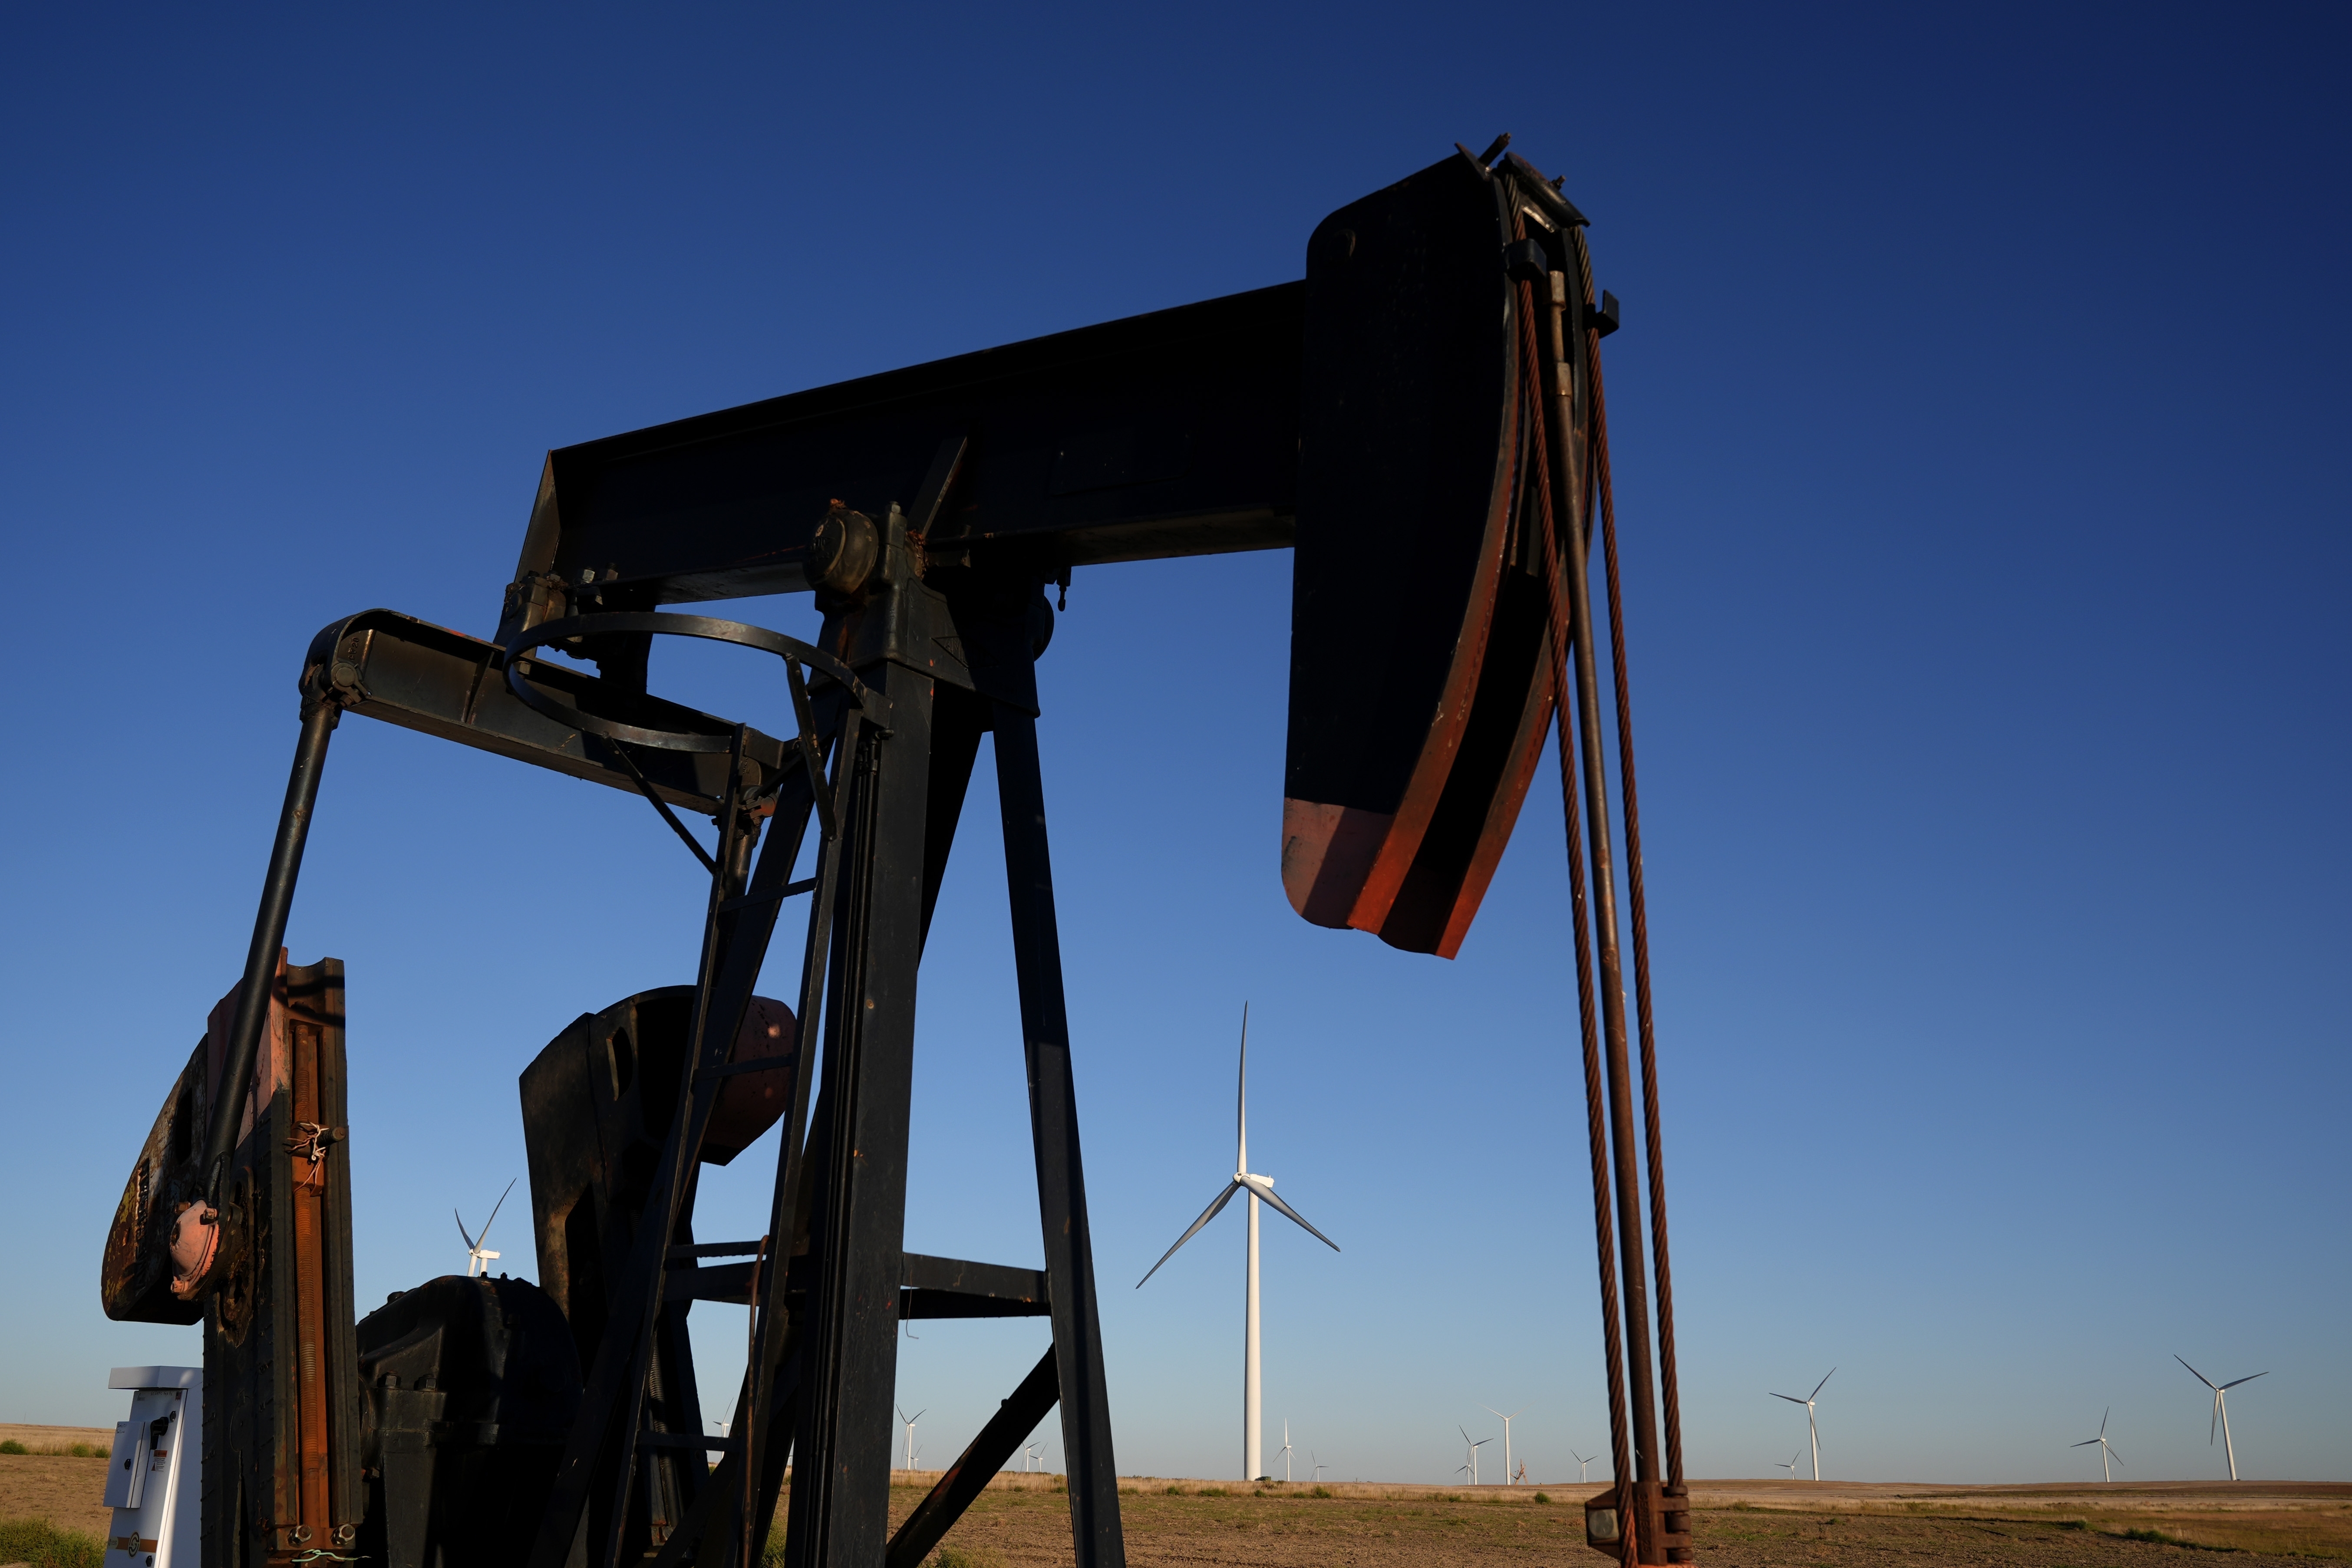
[2, 3, 2345, 1487]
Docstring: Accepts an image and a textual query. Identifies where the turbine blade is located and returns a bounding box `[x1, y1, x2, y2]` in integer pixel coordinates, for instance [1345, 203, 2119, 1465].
[1769, 1393, 1807, 1404]
[2100, 1407, 2109, 1437]
[2220, 1372, 2268, 1390]
[2071, 1439, 2099, 1447]
[1135, 1182, 1242, 1288]
[455, 1208, 477, 1250]
[1811, 1368, 1836, 1400]
[2107, 1443, 2122, 1466]
[1237, 1002, 1249, 1169]
[2211, 1393, 2220, 1445]
[2175, 1354, 2218, 1390]
[475, 1176, 518, 1251]
[1256, 1185, 1341, 1252]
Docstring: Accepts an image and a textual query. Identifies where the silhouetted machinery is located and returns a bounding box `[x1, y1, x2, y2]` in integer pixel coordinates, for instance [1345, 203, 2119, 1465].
[103, 138, 1689, 1567]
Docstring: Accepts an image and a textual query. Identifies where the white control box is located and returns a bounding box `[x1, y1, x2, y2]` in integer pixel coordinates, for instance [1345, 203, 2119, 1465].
[101, 1367, 200, 1568]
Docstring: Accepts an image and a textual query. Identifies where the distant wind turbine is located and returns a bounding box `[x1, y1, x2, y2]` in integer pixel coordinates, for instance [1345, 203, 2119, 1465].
[1310, 1452, 1328, 1482]
[1137, 1003, 1340, 1480]
[2176, 1357, 2266, 1482]
[2071, 1408, 2123, 1483]
[1769, 1368, 1835, 1481]
[896, 1406, 925, 1472]
[1482, 1406, 1527, 1487]
[1775, 1450, 1801, 1481]
[455, 1178, 516, 1278]
[1022, 1442, 1042, 1473]
[1572, 1449, 1595, 1482]
[1458, 1427, 1491, 1487]
[1278, 1420, 1295, 1482]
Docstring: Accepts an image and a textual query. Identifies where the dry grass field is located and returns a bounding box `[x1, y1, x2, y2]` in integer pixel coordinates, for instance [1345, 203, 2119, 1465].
[883, 1477, 2352, 1568]
[5, 1440, 2346, 1568]
[1690, 1482, 2352, 1561]
[0, 1427, 115, 1545]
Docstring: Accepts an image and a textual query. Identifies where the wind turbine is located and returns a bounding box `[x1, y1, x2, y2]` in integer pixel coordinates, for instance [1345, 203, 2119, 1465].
[896, 1406, 924, 1472]
[1775, 1451, 1800, 1481]
[1482, 1406, 1526, 1487]
[1277, 1420, 1295, 1482]
[1022, 1442, 1042, 1474]
[2072, 1408, 2123, 1483]
[455, 1178, 516, 1278]
[1310, 1452, 1328, 1482]
[2176, 1357, 2266, 1481]
[1769, 1368, 1834, 1481]
[1458, 1426, 1491, 1486]
[1137, 1004, 1341, 1480]
[1572, 1449, 1595, 1482]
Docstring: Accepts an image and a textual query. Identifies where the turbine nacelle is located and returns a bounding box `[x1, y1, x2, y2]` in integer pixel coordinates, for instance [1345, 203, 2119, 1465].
[455, 1177, 517, 1281]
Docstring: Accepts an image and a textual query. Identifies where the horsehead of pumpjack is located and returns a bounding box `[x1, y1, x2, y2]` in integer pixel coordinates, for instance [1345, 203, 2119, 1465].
[100, 139, 1685, 1568]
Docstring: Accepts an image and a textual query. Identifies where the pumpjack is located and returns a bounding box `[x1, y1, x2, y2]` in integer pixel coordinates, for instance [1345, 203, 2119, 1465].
[102, 137, 1692, 1567]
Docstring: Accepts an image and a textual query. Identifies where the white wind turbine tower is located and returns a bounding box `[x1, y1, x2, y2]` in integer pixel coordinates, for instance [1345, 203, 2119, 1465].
[896, 1406, 924, 1472]
[1775, 1451, 1800, 1481]
[1769, 1368, 1834, 1480]
[1482, 1406, 1526, 1487]
[2072, 1408, 2122, 1483]
[2177, 1357, 2267, 1481]
[1572, 1449, 1595, 1482]
[1458, 1427, 1491, 1486]
[1277, 1420, 1295, 1481]
[1137, 1004, 1341, 1481]
[455, 1178, 516, 1279]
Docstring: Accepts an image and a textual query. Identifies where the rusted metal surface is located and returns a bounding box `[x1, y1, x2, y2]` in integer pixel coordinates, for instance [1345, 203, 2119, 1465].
[1579, 220, 1689, 1502]
[189, 956, 362, 1567]
[101, 1034, 210, 1325]
[286, 1010, 334, 1549]
[1281, 148, 1564, 958]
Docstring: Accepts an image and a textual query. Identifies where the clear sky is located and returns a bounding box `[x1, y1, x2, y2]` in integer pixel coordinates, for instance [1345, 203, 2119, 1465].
[3, 3, 2345, 1489]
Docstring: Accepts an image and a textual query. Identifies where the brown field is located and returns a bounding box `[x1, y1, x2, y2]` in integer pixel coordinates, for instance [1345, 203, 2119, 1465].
[887, 1477, 2352, 1567]
[0, 1455, 115, 1541]
[7, 1446, 2347, 1568]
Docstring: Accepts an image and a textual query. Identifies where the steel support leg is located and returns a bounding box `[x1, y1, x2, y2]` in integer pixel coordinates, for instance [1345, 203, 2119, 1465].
[786, 661, 937, 1568]
[993, 705, 1126, 1568]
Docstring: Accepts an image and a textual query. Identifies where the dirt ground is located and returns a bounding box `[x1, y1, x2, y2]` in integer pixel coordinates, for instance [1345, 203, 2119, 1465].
[7, 1459, 2346, 1566]
[1689, 1482, 2352, 1561]
[0, 1454, 115, 1539]
[891, 1479, 2352, 1568]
